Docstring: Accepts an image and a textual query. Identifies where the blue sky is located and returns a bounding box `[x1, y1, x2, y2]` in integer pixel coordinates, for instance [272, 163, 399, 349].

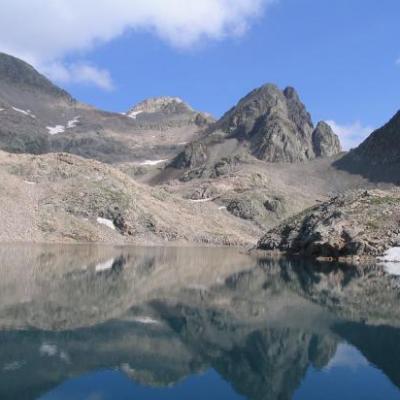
[1, 0, 399, 149]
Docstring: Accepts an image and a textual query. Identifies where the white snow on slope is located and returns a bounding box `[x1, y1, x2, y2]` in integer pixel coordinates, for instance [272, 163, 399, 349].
[95, 258, 115, 272]
[47, 116, 80, 135]
[127, 110, 143, 119]
[189, 198, 213, 203]
[0, 108, 4, 112]
[378, 247, 400, 276]
[138, 159, 168, 166]
[67, 116, 80, 128]
[132, 316, 160, 325]
[97, 217, 116, 230]
[47, 125, 65, 135]
[379, 247, 400, 262]
[12, 107, 36, 118]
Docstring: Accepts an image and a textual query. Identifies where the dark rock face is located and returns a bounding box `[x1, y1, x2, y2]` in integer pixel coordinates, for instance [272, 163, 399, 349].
[216, 84, 318, 162]
[352, 111, 400, 165]
[170, 141, 208, 169]
[333, 111, 399, 184]
[218, 84, 342, 162]
[173, 84, 342, 170]
[312, 121, 341, 157]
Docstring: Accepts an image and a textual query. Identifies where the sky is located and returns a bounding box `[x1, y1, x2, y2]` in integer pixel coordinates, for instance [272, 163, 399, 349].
[0, 0, 399, 149]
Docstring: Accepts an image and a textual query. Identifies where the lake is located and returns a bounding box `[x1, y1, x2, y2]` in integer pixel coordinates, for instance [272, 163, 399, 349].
[0, 244, 399, 400]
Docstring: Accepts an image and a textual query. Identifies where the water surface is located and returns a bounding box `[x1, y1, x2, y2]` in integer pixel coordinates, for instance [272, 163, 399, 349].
[0, 245, 399, 400]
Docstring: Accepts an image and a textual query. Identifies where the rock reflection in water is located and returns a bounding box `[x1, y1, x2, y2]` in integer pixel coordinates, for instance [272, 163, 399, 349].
[0, 245, 399, 400]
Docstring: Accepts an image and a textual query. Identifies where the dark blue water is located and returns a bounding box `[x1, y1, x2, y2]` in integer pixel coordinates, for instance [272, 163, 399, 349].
[0, 245, 399, 400]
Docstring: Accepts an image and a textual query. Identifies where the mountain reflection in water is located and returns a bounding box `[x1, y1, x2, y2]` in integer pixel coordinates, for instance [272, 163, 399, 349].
[0, 244, 399, 400]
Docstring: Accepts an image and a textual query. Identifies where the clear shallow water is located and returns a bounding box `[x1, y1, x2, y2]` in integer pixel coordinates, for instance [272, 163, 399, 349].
[0, 245, 399, 400]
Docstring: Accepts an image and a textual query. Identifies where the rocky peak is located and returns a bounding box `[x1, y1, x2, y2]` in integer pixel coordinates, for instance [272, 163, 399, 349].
[283, 86, 300, 100]
[283, 86, 314, 138]
[312, 121, 342, 157]
[213, 83, 341, 163]
[0, 52, 72, 100]
[126, 96, 214, 129]
[127, 96, 193, 118]
[216, 84, 288, 135]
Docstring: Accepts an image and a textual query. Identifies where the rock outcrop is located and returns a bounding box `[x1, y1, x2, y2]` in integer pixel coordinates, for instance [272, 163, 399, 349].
[312, 121, 342, 157]
[258, 189, 400, 258]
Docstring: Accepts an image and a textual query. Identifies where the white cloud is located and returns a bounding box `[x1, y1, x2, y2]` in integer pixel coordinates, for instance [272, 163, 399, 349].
[325, 344, 367, 371]
[326, 120, 374, 150]
[0, 0, 272, 88]
[396, 57, 400, 66]
[42, 62, 114, 91]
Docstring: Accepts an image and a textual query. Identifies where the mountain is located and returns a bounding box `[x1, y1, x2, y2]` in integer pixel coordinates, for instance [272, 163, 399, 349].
[334, 111, 400, 183]
[171, 84, 341, 171]
[0, 52, 211, 163]
[0, 51, 398, 248]
[215, 84, 341, 161]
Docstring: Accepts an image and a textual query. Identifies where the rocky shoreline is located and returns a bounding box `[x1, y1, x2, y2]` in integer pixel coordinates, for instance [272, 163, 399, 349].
[257, 189, 400, 261]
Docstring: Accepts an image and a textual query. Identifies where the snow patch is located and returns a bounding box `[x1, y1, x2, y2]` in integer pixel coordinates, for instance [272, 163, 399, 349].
[46, 116, 80, 135]
[378, 247, 400, 276]
[47, 125, 65, 135]
[132, 316, 160, 325]
[379, 247, 400, 262]
[218, 206, 227, 210]
[127, 110, 143, 119]
[0, 108, 4, 112]
[12, 107, 36, 118]
[138, 159, 168, 166]
[97, 217, 116, 230]
[67, 116, 80, 128]
[24, 181, 36, 185]
[189, 198, 213, 203]
[95, 258, 115, 272]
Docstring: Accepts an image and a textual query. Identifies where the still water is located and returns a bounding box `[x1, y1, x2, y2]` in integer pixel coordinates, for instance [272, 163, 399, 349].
[0, 244, 399, 400]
